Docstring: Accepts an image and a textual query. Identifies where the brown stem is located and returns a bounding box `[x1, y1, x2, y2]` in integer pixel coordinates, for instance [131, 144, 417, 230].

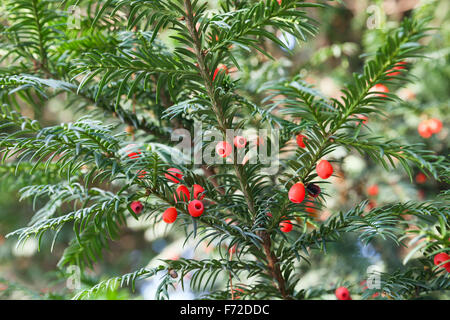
[183, 0, 290, 299]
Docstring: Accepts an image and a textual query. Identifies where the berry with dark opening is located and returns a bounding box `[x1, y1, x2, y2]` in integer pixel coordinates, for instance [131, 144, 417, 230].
[288, 182, 305, 203]
[316, 160, 333, 179]
[216, 141, 232, 158]
[130, 201, 143, 215]
[234, 136, 247, 148]
[306, 183, 321, 198]
[188, 200, 204, 217]
[335, 287, 351, 300]
[279, 220, 293, 233]
[162, 207, 177, 224]
[296, 134, 307, 148]
[174, 185, 190, 203]
[193, 184, 205, 200]
[165, 168, 183, 184]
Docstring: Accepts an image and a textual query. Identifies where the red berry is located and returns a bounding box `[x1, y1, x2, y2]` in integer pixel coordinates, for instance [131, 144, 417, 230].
[335, 287, 351, 300]
[387, 61, 407, 77]
[434, 252, 450, 269]
[427, 118, 442, 134]
[367, 184, 379, 196]
[306, 202, 316, 214]
[174, 185, 190, 203]
[130, 201, 143, 214]
[356, 114, 368, 124]
[188, 200, 204, 217]
[296, 134, 307, 148]
[279, 220, 293, 233]
[233, 136, 247, 148]
[316, 160, 333, 179]
[417, 121, 432, 138]
[216, 141, 232, 158]
[193, 184, 205, 200]
[277, 0, 282, 5]
[213, 64, 228, 81]
[288, 182, 305, 204]
[165, 168, 183, 184]
[370, 84, 389, 98]
[415, 173, 427, 184]
[137, 170, 147, 179]
[162, 207, 178, 224]
[125, 144, 141, 159]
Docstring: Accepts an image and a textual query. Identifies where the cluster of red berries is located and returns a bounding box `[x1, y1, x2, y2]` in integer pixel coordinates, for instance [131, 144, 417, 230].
[434, 252, 450, 273]
[128, 168, 206, 224]
[417, 118, 443, 138]
[164, 168, 206, 223]
[215, 135, 255, 158]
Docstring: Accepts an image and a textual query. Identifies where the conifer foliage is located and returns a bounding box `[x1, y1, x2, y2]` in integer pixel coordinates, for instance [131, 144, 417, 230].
[0, 0, 448, 300]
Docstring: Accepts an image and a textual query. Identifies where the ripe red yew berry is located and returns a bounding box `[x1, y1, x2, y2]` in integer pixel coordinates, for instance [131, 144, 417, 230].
[288, 182, 306, 203]
[165, 168, 183, 183]
[213, 64, 228, 81]
[316, 160, 333, 179]
[277, 0, 282, 4]
[233, 136, 247, 148]
[356, 114, 368, 124]
[137, 170, 147, 179]
[216, 141, 232, 158]
[188, 200, 204, 217]
[279, 220, 293, 233]
[174, 185, 190, 203]
[427, 118, 442, 134]
[335, 287, 351, 300]
[232, 287, 244, 299]
[228, 244, 237, 254]
[162, 207, 177, 224]
[367, 184, 379, 196]
[387, 61, 407, 77]
[368, 200, 377, 210]
[306, 202, 316, 214]
[306, 183, 321, 198]
[417, 120, 433, 138]
[415, 173, 427, 184]
[433, 252, 450, 269]
[130, 201, 143, 214]
[193, 184, 205, 200]
[370, 84, 389, 98]
[296, 134, 307, 148]
[125, 144, 141, 159]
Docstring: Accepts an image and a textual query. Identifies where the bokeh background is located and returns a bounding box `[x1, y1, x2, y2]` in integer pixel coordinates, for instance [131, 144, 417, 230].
[0, 0, 448, 299]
